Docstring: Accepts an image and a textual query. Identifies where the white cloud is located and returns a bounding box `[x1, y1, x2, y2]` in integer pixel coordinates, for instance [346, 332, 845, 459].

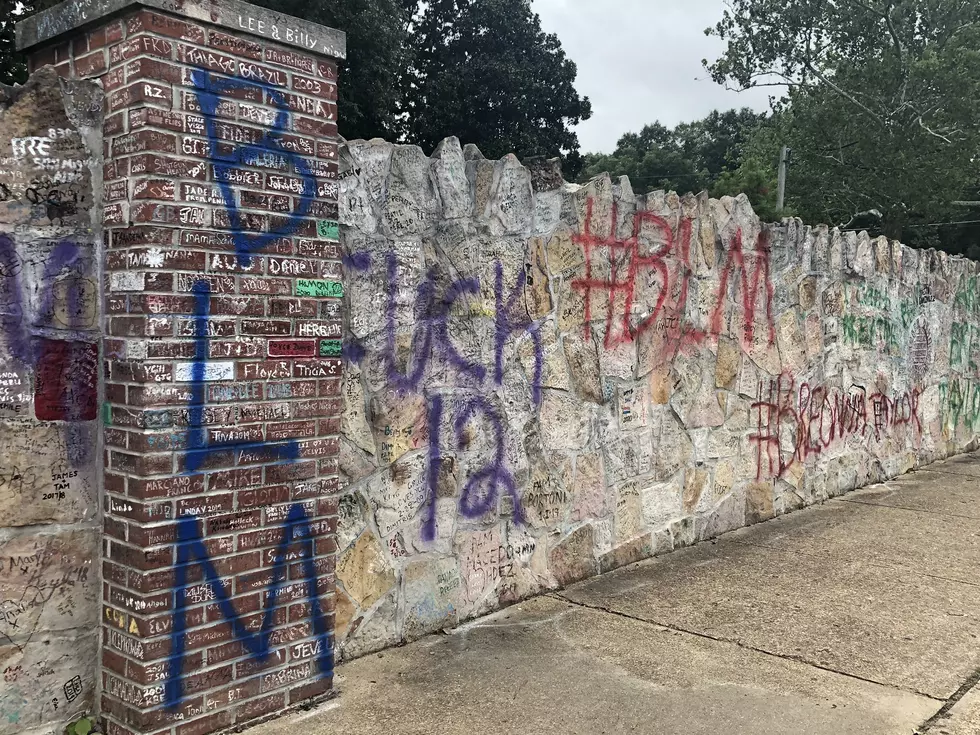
[532, 0, 776, 153]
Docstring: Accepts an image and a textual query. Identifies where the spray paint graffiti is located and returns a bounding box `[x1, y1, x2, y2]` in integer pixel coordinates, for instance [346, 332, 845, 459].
[349, 251, 542, 541]
[190, 69, 316, 267]
[572, 197, 674, 348]
[164, 503, 333, 709]
[183, 279, 299, 474]
[709, 227, 775, 349]
[571, 197, 774, 350]
[841, 314, 900, 351]
[942, 320, 980, 432]
[751, 374, 921, 480]
[162, 68, 336, 708]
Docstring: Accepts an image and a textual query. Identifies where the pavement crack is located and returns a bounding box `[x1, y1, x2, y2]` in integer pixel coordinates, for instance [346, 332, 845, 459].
[835, 496, 980, 522]
[915, 666, 980, 733]
[912, 468, 980, 481]
[551, 592, 945, 704]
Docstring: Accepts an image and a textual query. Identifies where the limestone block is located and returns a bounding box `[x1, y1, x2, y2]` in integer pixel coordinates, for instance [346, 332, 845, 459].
[338, 437, 376, 488]
[431, 137, 471, 220]
[539, 389, 591, 451]
[369, 389, 427, 466]
[0, 630, 97, 735]
[548, 525, 597, 587]
[383, 145, 438, 237]
[533, 189, 563, 235]
[571, 451, 607, 522]
[341, 365, 374, 455]
[745, 481, 776, 524]
[563, 332, 602, 403]
[0, 529, 98, 644]
[367, 452, 428, 538]
[488, 156, 533, 236]
[614, 480, 644, 542]
[340, 589, 400, 660]
[337, 531, 395, 611]
[456, 526, 502, 609]
[696, 491, 745, 542]
[0, 422, 97, 527]
[403, 557, 461, 638]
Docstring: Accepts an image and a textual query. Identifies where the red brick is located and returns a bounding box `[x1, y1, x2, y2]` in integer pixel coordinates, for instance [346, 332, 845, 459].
[208, 467, 263, 492]
[109, 35, 174, 64]
[124, 57, 181, 84]
[208, 29, 262, 59]
[111, 130, 177, 156]
[75, 49, 107, 77]
[237, 485, 290, 508]
[101, 68, 127, 95]
[288, 674, 334, 704]
[240, 277, 292, 295]
[129, 107, 184, 132]
[128, 10, 207, 44]
[241, 319, 292, 336]
[179, 89, 236, 117]
[291, 73, 337, 100]
[316, 59, 338, 80]
[270, 298, 317, 318]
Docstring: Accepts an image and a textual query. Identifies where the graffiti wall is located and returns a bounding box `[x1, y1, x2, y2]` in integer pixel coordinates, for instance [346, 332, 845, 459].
[0, 68, 103, 733]
[335, 138, 970, 658]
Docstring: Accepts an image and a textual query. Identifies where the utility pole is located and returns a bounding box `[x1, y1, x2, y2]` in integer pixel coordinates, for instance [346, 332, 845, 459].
[776, 146, 790, 212]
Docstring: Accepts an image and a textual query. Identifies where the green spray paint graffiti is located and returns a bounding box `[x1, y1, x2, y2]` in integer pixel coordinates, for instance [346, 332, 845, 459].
[841, 314, 900, 351]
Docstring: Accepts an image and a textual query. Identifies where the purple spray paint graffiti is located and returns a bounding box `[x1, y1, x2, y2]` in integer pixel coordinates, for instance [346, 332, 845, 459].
[348, 249, 543, 541]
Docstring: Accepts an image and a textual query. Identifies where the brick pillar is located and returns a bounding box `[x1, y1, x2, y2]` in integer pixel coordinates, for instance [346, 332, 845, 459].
[18, 3, 346, 733]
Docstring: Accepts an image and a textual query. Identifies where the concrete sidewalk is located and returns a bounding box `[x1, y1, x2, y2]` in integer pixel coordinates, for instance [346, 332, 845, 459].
[251, 454, 980, 735]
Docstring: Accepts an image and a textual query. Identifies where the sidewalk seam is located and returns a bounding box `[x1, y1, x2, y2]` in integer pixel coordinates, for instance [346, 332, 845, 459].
[835, 496, 980, 522]
[915, 669, 980, 733]
[550, 592, 945, 704]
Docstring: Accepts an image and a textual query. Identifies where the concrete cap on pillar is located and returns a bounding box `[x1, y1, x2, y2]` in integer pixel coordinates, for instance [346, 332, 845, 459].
[15, 0, 346, 59]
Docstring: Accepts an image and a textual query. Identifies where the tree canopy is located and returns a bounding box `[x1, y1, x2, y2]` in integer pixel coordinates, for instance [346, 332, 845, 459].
[401, 0, 591, 173]
[705, 0, 980, 246]
[578, 108, 766, 201]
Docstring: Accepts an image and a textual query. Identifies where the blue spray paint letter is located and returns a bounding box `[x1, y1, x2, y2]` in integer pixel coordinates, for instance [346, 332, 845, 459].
[165, 503, 333, 709]
[191, 69, 316, 267]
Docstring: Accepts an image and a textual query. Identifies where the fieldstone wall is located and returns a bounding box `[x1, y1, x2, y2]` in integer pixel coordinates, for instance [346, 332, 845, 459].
[335, 136, 976, 659]
[0, 68, 104, 734]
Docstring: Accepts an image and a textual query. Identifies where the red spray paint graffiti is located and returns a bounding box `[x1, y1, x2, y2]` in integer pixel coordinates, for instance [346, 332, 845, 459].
[709, 228, 776, 348]
[571, 197, 774, 350]
[750, 374, 922, 480]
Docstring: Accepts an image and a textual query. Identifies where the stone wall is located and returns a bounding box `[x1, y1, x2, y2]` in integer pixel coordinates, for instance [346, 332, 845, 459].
[0, 68, 104, 734]
[335, 137, 975, 659]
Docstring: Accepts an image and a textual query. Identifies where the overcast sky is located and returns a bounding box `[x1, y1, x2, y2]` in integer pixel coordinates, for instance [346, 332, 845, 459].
[532, 0, 775, 154]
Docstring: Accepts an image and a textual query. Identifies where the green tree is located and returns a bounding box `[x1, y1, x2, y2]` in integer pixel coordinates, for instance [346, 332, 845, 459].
[710, 115, 786, 221]
[675, 108, 765, 179]
[248, 0, 411, 142]
[0, 0, 26, 85]
[2, 0, 591, 172]
[577, 109, 766, 196]
[705, 0, 980, 243]
[0, 0, 64, 86]
[400, 0, 592, 175]
[579, 123, 705, 194]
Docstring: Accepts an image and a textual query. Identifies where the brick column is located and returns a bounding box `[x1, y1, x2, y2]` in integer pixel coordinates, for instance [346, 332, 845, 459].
[18, 2, 346, 733]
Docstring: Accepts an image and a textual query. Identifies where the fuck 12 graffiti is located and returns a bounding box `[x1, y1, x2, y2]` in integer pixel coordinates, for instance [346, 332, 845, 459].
[347, 251, 542, 541]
